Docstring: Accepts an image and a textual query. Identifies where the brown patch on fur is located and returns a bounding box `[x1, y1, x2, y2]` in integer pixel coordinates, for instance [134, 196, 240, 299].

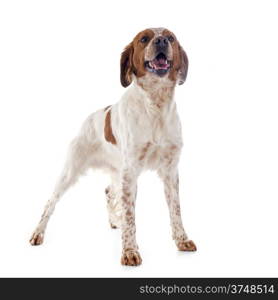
[132, 29, 154, 77]
[120, 29, 155, 87]
[104, 110, 117, 145]
[120, 42, 134, 87]
[162, 29, 188, 85]
[123, 188, 131, 198]
[139, 142, 151, 160]
[122, 196, 128, 203]
[178, 47, 189, 84]
[170, 145, 178, 151]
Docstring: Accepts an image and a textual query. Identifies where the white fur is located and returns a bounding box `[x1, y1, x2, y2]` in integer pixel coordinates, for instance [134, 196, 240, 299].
[30, 29, 196, 265]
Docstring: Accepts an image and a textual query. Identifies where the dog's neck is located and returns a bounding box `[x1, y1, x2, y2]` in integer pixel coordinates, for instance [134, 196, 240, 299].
[134, 73, 176, 109]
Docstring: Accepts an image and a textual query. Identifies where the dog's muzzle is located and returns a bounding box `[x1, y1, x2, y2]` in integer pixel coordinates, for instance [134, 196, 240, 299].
[145, 52, 171, 76]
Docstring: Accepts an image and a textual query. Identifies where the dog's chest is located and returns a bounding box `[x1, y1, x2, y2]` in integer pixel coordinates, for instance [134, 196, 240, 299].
[135, 118, 182, 170]
[140, 141, 181, 170]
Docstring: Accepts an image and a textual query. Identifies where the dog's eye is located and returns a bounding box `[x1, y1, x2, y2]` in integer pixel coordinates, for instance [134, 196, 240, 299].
[140, 36, 149, 43]
[168, 36, 174, 43]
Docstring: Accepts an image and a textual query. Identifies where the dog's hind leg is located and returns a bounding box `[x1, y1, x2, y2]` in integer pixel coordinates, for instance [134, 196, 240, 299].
[30, 136, 91, 245]
[105, 174, 122, 229]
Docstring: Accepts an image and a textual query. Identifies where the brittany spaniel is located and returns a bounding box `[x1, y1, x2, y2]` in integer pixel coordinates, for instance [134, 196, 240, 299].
[30, 27, 197, 266]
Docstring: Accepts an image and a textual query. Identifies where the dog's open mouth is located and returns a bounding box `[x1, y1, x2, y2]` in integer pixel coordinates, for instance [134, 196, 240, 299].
[145, 53, 171, 76]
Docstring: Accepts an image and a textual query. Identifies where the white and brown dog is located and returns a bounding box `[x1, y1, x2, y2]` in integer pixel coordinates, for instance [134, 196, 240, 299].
[30, 27, 196, 266]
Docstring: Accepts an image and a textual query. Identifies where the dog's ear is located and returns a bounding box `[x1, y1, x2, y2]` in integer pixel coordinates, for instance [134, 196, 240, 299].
[120, 42, 134, 87]
[178, 45, 189, 85]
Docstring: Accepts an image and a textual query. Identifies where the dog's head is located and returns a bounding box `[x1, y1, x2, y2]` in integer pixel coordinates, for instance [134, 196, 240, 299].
[120, 28, 188, 87]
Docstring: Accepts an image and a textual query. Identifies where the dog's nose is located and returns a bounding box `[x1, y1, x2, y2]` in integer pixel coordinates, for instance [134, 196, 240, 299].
[154, 36, 168, 48]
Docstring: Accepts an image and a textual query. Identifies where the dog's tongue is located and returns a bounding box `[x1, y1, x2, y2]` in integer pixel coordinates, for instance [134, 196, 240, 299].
[153, 58, 169, 70]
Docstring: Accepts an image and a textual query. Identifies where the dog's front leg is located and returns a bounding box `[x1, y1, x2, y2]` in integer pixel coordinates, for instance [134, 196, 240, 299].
[158, 168, 197, 252]
[120, 167, 142, 266]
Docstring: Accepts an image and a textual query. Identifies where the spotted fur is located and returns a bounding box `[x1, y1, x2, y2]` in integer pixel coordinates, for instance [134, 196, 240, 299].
[30, 28, 196, 266]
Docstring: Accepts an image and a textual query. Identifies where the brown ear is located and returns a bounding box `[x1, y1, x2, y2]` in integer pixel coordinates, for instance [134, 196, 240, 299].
[120, 43, 134, 87]
[178, 46, 189, 85]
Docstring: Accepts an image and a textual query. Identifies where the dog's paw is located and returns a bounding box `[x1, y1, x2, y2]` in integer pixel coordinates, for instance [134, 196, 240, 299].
[121, 249, 142, 266]
[30, 232, 44, 246]
[177, 240, 197, 252]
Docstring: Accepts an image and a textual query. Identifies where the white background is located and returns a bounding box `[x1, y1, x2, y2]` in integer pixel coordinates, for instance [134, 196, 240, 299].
[0, 0, 278, 277]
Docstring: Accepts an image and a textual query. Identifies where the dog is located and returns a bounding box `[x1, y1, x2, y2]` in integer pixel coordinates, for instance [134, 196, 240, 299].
[30, 27, 196, 266]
